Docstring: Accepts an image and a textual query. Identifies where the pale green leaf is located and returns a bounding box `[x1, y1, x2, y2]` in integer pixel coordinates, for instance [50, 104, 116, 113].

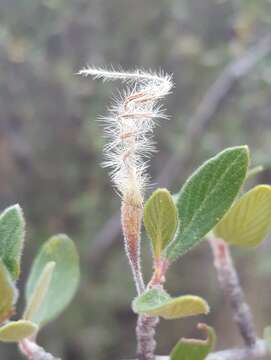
[25, 234, 80, 326]
[264, 326, 271, 354]
[246, 165, 264, 180]
[170, 323, 216, 360]
[214, 185, 271, 247]
[144, 189, 178, 258]
[0, 320, 38, 342]
[24, 262, 55, 321]
[0, 204, 25, 279]
[132, 288, 209, 319]
[165, 146, 249, 261]
[0, 259, 17, 324]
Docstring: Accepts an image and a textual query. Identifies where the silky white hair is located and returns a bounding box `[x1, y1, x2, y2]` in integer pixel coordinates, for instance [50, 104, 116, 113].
[78, 67, 173, 203]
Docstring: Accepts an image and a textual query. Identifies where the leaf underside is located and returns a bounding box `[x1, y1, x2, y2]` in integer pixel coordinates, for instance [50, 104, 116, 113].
[170, 323, 216, 360]
[24, 262, 55, 322]
[214, 185, 271, 247]
[264, 326, 271, 354]
[0, 320, 38, 343]
[25, 234, 80, 326]
[132, 288, 209, 319]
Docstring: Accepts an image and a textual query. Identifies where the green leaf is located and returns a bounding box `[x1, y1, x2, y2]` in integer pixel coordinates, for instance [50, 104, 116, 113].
[214, 185, 271, 247]
[0, 259, 17, 324]
[264, 326, 271, 354]
[132, 288, 209, 319]
[25, 234, 80, 326]
[144, 189, 178, 258]
[165, 146, 249, 261]
[170, 323, 216, 360]
[0, 204, 25, 279]
[24, 262, 55, 322]
[0, 320, 38, 343]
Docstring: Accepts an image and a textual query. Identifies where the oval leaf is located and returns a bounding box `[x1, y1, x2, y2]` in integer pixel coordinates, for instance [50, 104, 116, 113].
[170, 323, 216, 360]
[144, 189, 178, 258]
[24, 262, 55, 321]
[0, 204, 25, 279]
[25, 234, 80, 326]
[0, 259, 17, 324]
[0, 320, 38, 343]
[214, 185, 271, 247]
[132, 288, 209, 319]
[165, 146, 249, 262]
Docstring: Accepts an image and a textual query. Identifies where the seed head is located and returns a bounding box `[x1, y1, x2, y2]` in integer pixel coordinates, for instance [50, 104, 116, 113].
[78, 67, 173, 206]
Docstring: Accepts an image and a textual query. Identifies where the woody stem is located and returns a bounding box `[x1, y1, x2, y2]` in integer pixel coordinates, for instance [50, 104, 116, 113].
[209, 236, 257, 347]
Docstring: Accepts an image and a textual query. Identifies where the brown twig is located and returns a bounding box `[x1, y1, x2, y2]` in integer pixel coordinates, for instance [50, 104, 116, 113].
[126, 338, 268, 360]
[88, 34, 271, 265]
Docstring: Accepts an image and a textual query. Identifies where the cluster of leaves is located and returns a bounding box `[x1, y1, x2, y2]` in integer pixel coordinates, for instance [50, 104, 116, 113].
[1, 144, 271, 359]
[0, 205, 79, 348]
[132, 146, 271, 359]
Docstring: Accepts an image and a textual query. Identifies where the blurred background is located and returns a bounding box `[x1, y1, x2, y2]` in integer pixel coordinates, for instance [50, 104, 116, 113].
[0, 0, 271, 359]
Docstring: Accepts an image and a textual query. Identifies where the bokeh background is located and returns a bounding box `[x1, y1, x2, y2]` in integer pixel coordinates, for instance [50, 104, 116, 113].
[0, 0, 271, 359]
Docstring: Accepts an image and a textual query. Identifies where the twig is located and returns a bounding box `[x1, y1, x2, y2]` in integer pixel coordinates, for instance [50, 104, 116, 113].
[88, 34, 271, 265]
[19, 339, 60, 360]
[126, 338, 268, 360]
[136, 315, 159, 360]
[209, 237, 257, 347]
[206, 339, 268, 360]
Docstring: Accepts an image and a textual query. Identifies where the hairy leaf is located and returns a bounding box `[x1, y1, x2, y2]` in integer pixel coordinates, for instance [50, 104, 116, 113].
[24, 262, 55, 321]
[132, 288, 209, 319]
[170, 323, 216, 360]
[0, 320, 38, 342]
[165, 146, 249, 261]
[0, 260, 17, 324]
[214, 185, 271, 247]
[144, 189, 178, 258]
[25, 234, 79, 326]
[0, 205, 25, 279]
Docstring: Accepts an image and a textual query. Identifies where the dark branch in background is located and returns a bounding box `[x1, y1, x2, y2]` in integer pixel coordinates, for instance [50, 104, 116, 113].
[209, 237, 257, 347]
[88, 34, 271, 265]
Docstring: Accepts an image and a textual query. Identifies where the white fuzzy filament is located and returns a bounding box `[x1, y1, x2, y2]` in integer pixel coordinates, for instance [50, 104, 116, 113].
[78, 67, 173, 205]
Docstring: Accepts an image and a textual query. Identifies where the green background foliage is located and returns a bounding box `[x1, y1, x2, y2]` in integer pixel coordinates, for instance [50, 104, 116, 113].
[25, 235, 79, 326]
[0, 0, 271, 359]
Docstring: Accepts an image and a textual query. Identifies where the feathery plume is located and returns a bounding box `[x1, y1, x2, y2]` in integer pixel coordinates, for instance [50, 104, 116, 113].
[78, 67, 173, 204]
[79, 67, 173, 294]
